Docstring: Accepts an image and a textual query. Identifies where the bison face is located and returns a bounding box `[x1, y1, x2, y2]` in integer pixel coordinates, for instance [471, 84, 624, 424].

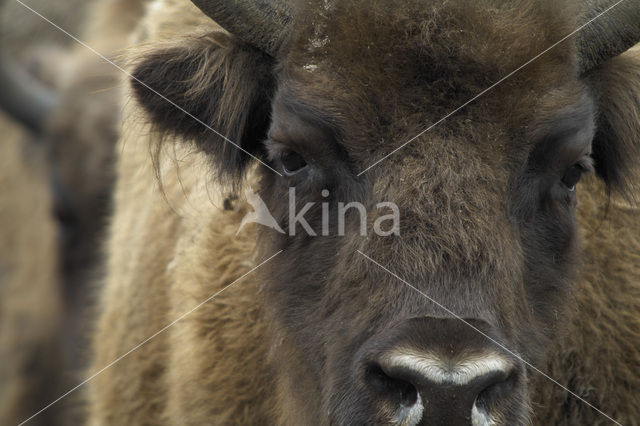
[131, 0, 640, 424]
[255, 62, 593, 426]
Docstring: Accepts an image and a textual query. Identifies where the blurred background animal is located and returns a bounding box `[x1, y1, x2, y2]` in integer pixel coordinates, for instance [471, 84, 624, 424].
[0, 0, 144, 423]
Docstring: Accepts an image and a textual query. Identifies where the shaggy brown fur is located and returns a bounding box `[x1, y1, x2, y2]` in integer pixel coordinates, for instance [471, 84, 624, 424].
[89, 5, 278, 423]
[90, 0, 640, 424]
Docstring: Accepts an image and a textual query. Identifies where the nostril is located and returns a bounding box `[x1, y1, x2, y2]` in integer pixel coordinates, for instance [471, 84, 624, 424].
[363, 352, 520, 425]
[474, 369, 518, 410]
[357, 318, 527, 423]
[365, 363, 418, 408]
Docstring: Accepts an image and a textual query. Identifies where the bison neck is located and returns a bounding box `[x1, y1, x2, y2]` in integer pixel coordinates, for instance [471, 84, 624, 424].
[89, 113, 276, 424]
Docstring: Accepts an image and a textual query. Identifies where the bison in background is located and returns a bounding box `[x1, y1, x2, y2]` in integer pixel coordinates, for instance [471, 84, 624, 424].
[0, 112, 62, 425]
[89, 0, 639, 425]
[0, 0, 144, 424]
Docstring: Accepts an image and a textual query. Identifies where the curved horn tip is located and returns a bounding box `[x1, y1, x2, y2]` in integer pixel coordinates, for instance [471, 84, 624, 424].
[190, 0, 293, 57]
[578, 0, 640, 73]
[0, 58, 59, 134]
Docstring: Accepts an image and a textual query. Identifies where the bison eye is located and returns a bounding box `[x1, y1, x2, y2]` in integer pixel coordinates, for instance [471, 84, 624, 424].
[561, 163, 585, 192]
[281, 151, 308, 176]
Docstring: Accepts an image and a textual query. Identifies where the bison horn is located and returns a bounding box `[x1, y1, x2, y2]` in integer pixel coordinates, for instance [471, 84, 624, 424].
[190, 0, 292, 57]
[0, 0, 58, 134]
[0, 56, 58, 134]
[578, 0, 640, 73]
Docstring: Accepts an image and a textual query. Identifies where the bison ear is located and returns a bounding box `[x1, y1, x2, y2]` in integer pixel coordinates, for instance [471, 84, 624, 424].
[587, 47, 640, 200]
[130, 32, 276, 183]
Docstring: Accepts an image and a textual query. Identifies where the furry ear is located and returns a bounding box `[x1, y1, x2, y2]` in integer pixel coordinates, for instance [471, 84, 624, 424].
[587, 47, 640, 202]
[130, 32, 276, 183]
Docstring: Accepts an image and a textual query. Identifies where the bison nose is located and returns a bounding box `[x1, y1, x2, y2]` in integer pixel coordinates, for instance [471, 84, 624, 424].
[364, 356, 512, 426]
[358, 318, 525, 426]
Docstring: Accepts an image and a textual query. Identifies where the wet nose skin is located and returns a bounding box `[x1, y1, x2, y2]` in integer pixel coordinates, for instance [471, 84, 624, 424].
[358, 318, 525, 426]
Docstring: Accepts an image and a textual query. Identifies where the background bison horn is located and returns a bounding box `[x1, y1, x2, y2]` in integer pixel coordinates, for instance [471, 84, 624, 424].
[0, 0, 58, 134]
[578, 0, 640, 73]
[190, 0, 292, 57]
[0, 55, 59, 134]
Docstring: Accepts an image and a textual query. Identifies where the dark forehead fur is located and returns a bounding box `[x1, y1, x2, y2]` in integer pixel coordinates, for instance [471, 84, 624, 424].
[279, 0, 582, 157]
[292, 0, 576, 71]
[288, 0, 578, 93]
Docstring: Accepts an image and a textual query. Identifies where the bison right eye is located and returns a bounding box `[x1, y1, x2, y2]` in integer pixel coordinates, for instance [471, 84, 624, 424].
[561, 158, 592, 192]
[281, 151, 308, 176]
[561, 164, 584, 192]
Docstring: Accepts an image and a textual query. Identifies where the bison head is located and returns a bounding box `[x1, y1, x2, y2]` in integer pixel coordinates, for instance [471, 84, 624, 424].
[130, 0, 640, 424]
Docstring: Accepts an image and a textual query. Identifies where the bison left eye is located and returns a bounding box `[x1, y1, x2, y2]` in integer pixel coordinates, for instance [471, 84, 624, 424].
[561, 163, 585, 192]
[281, 151, 308, 176]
